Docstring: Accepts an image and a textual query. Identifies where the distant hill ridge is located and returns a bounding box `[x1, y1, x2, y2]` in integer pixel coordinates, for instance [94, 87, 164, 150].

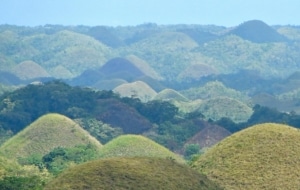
[230, 20, 288, 43]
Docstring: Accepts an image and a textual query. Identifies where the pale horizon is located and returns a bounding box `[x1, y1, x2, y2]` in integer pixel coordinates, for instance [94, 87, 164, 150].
[0, 0, 299, 27]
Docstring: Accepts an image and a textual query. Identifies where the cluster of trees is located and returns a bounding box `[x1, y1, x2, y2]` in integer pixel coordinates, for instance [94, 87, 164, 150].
[2, 81, 300, 154]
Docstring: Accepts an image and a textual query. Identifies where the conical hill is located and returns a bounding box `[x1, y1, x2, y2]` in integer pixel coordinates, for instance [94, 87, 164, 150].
[0, 113, 102, 159]
[45, 157, 222, 190]
[192, 123, 300, 189]
[98, 135, 185, 163]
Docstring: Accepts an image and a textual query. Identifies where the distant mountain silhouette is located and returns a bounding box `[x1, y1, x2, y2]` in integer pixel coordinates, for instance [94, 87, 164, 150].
[229, 20, 288, 43]
[99, 57, 145, 81]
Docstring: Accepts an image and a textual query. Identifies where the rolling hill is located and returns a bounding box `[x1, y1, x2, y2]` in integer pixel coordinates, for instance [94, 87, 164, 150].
[192, 123, 300, 189]
[113, 81, 157, 102]
[12, 60, 51, 80]
[0, 113, 102, 159]
[196, 97, 253, 123]
[44, 157, 222, 190]
[97, 134, 185, 163]
[154, 88, 188, 102]
[229, 20, 288, 43]
[125, 54, 163, 80]
[99, 57, 145, 81]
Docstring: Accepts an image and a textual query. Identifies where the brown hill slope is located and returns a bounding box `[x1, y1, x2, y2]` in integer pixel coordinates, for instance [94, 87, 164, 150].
[45, 157, 222, 190]
[0, 113, 102, 159]
[192, 123, 300, 189]
[12, 60, 51, 80]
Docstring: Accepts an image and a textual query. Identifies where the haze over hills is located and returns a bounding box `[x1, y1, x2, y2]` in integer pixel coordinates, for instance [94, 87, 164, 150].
[1, 19, 300, 188]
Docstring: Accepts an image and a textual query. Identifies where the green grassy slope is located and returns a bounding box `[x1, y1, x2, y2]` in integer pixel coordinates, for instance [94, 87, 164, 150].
[98, 134, 185, 163]
[192, 123, 300, 189]
[45, 157, 222, 190]
[0, 113, 102, 159]
[196, 97, 253, 123]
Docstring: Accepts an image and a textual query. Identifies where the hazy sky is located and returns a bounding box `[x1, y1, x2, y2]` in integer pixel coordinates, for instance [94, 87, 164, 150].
[0, 0, 299, 27]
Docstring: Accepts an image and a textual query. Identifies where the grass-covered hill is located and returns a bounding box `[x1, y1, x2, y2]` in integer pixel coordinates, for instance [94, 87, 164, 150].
[99, 57, 145, 81]
[0, 113, 102, 159]
[113, 80, 157, 102]
[154, 88, 188, 102]
[192, 123, 300, 189]
[195, 97, 253, 123]
[44, 157, 222, 190]
[97, 134, 185, 163]
[12, 60, 51, 80]
[229, 20, 288, 43]
[125, 54, 163, 80]
[181, 81, 249, 103]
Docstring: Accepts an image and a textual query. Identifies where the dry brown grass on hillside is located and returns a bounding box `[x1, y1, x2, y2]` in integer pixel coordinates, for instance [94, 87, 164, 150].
[192, 123, 300, 189]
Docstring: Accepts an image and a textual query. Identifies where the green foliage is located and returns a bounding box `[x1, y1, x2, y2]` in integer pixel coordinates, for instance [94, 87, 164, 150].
[137, 100, 179, 124]
[0, 81, 116, 133]
[145, 119, 204, 151]
[41, 144, 100, 175]
[184, 143, 200, 159]
[0, 176, 45, 190]
[74, 118, 123, 144]
[19, 144, 100, 176]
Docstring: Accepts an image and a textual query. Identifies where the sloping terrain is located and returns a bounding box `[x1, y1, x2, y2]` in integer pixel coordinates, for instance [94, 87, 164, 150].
[0, 71, 22, 85]
[229, 20, 288, 43]
[178, 63, 218, 81]
[185, 124, 231, 149]
[113, 81, 157, 102]
[196, 97, 253, 123]
[98, 134, 185, 163]
[125, 54, 163, 80]
[0, 113, 102, 159]
[181, 81, 249, 102]
[154, 88, 188, 102]
[99, 57, 145, 81]
[96, 99, 153, 133]
[12, 60, 51, 80]
[44, 157, 222, 190]
[192, 123, 300, 189]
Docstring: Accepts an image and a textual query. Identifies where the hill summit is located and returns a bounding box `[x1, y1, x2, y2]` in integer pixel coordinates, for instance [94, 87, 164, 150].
[0, 113, 102, 159]
[230, 20, 287, 43]
[98, 134, 185, 163]
[45, 157, 222, 190]
[192, 123, 300, 189]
